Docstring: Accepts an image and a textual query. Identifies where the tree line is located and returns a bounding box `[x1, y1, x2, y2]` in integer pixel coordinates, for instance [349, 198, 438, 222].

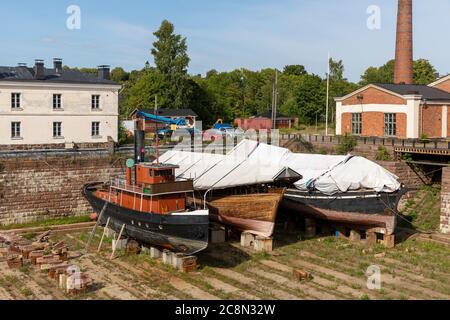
[104, 20, 439, 127]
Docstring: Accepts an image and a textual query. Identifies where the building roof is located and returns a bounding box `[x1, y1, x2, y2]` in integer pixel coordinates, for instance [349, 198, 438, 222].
[0, 66, 118, 85]
[134, 108, 198, 118]
[257, 110, 293, 120]
[336, 83, 450, 103]
[375, 84, 450, 101]
[429, 74, 450, 88]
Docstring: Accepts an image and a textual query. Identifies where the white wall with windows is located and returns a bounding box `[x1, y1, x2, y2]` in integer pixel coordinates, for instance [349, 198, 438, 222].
[0, 82, 120, 146]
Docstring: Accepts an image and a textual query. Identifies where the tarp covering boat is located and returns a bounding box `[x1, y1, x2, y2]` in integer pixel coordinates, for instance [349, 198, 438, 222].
[157, 139, 401, 194]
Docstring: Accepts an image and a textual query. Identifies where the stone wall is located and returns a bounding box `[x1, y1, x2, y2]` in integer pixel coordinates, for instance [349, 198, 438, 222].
[0, 154, 125, 225]
[440, 167, 450, 234]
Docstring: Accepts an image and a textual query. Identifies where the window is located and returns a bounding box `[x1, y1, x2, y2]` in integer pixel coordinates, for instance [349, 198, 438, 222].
[91, 122, 100, 137]
[53, 122, 62, 138]
[11, 93, 21, 109]
[11, 122, 21, 138]
[384, 113, 397, 136]
[92, 95, 100, 110]
[351, 113, 362, 135]
[53, 94, 62, 109]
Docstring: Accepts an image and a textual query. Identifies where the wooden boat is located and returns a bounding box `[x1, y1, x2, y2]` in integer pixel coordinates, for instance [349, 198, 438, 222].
[82, 162, 209, 255]
[191, 189, 285, 238]
[282, 188, 406, 235]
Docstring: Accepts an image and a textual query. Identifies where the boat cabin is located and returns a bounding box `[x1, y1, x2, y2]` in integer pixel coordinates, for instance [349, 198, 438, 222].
[96, 162, 195, 215]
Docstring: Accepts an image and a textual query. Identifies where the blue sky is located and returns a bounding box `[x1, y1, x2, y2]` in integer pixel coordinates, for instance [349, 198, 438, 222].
[0, 0, 449, 82]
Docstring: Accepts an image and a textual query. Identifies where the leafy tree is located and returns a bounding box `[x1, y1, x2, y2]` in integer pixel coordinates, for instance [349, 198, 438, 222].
[111, 67, 129, 83]
[151, 20, 191, 109]
[360, 59, 438, 85]
[360, 60, 395, 85]
[413, 59, 437, 85]
[329, 58, 345, 81]
[283, 65, 307, 76]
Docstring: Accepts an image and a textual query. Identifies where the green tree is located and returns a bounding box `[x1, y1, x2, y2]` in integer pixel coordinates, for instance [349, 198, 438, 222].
[413, 59, 437, 85]
[360, 60, 395, 85]
[111, 67, 129, 83]
[329, 58, 345, 81]
[283, 65, 307, 76]
[151, 20, 191, 109]
[360, 59, 438, 85]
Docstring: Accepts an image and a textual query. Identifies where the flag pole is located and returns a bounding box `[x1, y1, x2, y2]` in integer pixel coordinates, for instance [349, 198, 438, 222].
[325, 52, 330, 136]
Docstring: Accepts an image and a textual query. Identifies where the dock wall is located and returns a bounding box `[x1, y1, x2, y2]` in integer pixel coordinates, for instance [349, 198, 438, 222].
[0, 152, 125, 225]
[440, 167, 450, 234]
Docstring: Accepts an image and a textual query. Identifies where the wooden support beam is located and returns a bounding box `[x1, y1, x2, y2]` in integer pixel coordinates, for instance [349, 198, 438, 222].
[110, 224, 126, 260]
[97, 217, 111, 253]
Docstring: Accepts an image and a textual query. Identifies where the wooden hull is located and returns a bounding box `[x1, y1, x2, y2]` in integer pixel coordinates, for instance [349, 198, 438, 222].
[202, 190, 285, 237]
[283, 189, 405, 235]
[83, 183, 209, 255]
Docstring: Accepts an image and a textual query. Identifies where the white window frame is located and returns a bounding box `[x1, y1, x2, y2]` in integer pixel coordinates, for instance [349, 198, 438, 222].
[384, 113, 397, 137]
[11, 122, 21, 139]
[92, 95, 101, 110]
[53, 122, 63, 138]
[91, 121, 100, 137]
[351, 113, 362, 135]
[11, 93, 21, 109]
[53, 94, 62, 110]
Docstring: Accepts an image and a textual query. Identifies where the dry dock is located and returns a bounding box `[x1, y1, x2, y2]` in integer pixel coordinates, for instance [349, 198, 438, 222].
[0, 226, 449, 300]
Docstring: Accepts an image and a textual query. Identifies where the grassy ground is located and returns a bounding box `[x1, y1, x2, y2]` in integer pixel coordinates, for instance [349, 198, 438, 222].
[1, 227, 448, 301]
[0, 215, 92, 231]
[400, 186, 441, 232]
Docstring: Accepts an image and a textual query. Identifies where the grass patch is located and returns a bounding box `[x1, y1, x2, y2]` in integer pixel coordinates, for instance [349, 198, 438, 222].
[0, 215, 92, 231]
[400, 186, 441, 231]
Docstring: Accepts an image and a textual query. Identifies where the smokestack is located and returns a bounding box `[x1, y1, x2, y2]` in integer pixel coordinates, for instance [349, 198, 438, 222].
[53, 58, 63, 74]
[394, 0, 413, 85]
[34, 59, 45, 80]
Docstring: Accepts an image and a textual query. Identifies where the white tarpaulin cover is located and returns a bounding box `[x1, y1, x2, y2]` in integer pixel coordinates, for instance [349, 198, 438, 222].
[157, 139, 401, 194]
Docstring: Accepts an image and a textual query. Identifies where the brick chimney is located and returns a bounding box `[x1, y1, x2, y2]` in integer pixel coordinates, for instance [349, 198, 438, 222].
[394, 0, 413, 85]
[53, 58, 63, 74]
[34, 59, 45, 80]
[97, 65, 111, 80]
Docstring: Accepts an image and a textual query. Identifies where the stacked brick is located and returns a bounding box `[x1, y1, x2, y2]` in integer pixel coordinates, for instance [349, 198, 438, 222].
[440, 167, 450, 234]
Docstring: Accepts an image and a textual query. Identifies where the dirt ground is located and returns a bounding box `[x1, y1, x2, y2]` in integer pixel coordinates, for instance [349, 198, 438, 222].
[0, 228, 449, 300]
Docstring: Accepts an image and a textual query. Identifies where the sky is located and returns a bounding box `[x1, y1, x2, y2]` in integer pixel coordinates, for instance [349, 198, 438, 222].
[0, 0, 449, 82]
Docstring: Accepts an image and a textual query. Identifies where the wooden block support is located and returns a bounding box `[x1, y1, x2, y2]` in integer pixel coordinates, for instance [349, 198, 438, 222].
[383, 234, 395, 248]
[112, 239, 128, 251]
[366, 232, 377, 246]
[254, 236, 273, 252]
[304, 218, 316, 238]
[162, 250, 173, 265]
[240, 232, 256, 248]
[150, 247, 162, 259]
[293, 269, 311, 281]
[210, 228, 226, 244]
[349, 230, 361, 242]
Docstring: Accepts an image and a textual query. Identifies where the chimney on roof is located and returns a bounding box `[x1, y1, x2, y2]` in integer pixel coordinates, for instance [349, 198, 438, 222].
[34, 59, 45, 80]
[17, 63, 27, 68]
[53, 58, 63, 74]
[394, 0, 414, 85]
[98, 65, 110, 80]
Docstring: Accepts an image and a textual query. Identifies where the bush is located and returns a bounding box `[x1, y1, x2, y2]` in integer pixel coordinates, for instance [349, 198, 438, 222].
[336, 134, 357, 155]
[375, 146, 392, 161]
[318, 147, 328, 155]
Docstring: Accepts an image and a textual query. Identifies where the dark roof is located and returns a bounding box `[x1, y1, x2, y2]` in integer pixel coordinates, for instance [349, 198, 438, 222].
[257, 110, 293, 120]
[137, 108, 198, 118]
[375, 84, 450, 101]
[0, 66, 118, 85]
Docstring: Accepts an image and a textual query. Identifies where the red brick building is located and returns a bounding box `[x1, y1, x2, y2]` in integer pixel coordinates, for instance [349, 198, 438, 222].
[335, 82, 450, 139]
[235, 111, 298, 131]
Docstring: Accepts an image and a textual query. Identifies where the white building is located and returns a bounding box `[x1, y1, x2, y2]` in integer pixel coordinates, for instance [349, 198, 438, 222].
[0, 59, 121, 150]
